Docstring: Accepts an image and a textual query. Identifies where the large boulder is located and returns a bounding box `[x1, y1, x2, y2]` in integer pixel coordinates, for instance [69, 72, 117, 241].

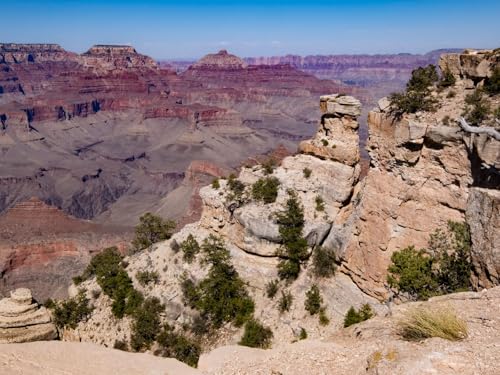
[0, 288, 57, 343]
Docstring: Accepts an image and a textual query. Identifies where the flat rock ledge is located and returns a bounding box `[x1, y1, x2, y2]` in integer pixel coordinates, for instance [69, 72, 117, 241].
[0, 288, 57, 343]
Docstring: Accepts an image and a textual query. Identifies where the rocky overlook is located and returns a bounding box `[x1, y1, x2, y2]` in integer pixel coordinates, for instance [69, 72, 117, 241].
[47, 50, 499, 364]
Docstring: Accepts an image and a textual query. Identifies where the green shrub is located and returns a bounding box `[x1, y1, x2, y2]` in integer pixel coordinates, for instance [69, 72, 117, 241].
[463, 89, 490, 125]
[276, 191, 308, 280]
[484, 66, 500, 95]
[211, 178, 220, 189]
[252, 176, 280, 204]
[315, 195, 325, 212]
[113, 340, 128, 351]
[262, 158, 276, 175]
[156, 325, 201, 368]
[389, 65, 439, 117]
[278, 291, 293, 313]
[387, 246, 437, 300]
[446, 90, 456, 98]
[75, 247, 138, 318]
[304, 285, 322, 315]
[389, 91, 438, 118]
[130, 297, 164, 351]
[388, 221, 471, 300]
[438, 69, 456, 88]
[239, 319, 273, 349]
[265, 279, 279, 299]
[303, 168, 312, 179]
[343, 304, 374, 327]
[442, 115, 451, 125]
[52, 291, 93, 329]
[132, 213, 175, 251]
[430, 221, 471, 293]
[319, 307, 330, 326]
[312, 247, 336, 278]
[398, 306, 468, 341]
[180, 234, 200, 263]
[184, 235, 254, 329]
[407, 65, 439, 92]
[321, 139, 329, 146]
[136, 270, 159, 286]
[299, 328, 307, 340]
[227, 174, 245, 198]
[180, 275, 200, 308]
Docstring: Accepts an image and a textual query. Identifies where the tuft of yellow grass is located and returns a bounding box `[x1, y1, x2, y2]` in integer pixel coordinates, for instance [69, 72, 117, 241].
[398, 305, 468, 341]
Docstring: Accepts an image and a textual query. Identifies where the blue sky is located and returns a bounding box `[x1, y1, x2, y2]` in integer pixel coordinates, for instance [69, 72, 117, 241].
[2, 0, 499, 59]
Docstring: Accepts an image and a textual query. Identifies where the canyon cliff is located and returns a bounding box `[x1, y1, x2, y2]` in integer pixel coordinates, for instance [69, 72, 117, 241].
[56, 50, 498, 357]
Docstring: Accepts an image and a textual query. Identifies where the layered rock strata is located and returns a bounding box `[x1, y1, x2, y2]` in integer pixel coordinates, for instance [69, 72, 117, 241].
[0, 288, 57, 343]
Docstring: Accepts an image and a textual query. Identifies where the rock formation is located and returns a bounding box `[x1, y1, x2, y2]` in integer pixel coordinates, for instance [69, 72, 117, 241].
[332, 49, 500, 298]
[0, 288, 57, 343]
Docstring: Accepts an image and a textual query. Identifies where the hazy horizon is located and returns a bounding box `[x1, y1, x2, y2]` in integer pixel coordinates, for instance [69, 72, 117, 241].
[2, 0, 499, 59]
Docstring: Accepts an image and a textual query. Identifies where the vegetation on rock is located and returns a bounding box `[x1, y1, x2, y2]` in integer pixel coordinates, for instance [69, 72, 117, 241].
[463, 89, 490, 125]
[180, 234, 201, 263]
[278, 290, 293, 313]
[51, 291, 93, 329]
[136, 270, 160, 286]
[211, 178, 220, 189]
[389, 65, 439, 117]
[239, 319, 273, 349]
[303, 167, 312, 179]
[276, 190, 308, 280]
[343, 304, 374, 327]
[484, 66, 500, 95]
[252, 176, 280, 204]
[312, 246, 336, 278]
[130, 297, 164, 351]
[132, 213, 175, 251]
[314, 195, 325, 212]
[180, 235, 255, 329]
[398, 306, 468, 341]
[156, 325, 201, 368]
[304, 285, 323, 315]
[265, 279, 279, 299]
[387, 221, 471, 300]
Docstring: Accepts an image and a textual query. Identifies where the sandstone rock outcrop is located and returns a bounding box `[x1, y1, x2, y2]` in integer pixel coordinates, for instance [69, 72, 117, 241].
[333, 50, 500, 299]
[467, 187, 500, 289]
[0, 288, 56, 343]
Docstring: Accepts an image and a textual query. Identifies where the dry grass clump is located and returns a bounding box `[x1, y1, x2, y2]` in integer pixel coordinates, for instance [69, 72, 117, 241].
[398, 305, 468, 341]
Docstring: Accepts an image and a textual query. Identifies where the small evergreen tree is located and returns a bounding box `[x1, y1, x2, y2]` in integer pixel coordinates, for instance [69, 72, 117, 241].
[276, 190, 308, 280]
[304, 285, 322, 315]
[239, 319, 273, 349]
[180, 234, 200, 263]
[252, 176, 280, 204]
[132, 213, 175, 251]
[343, 304, 374, 327]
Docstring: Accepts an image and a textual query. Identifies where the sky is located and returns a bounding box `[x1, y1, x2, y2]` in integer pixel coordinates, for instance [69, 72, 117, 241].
[1, 0, 499, 59]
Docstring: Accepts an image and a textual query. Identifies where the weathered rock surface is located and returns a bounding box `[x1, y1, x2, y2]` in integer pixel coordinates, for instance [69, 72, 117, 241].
[467, 187, 500, 289]
[0, 288, 57, 343]
[334, 51, 500, 299]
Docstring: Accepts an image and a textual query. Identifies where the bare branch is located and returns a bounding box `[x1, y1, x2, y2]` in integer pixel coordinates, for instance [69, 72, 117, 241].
[458, 117, 500, 141]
